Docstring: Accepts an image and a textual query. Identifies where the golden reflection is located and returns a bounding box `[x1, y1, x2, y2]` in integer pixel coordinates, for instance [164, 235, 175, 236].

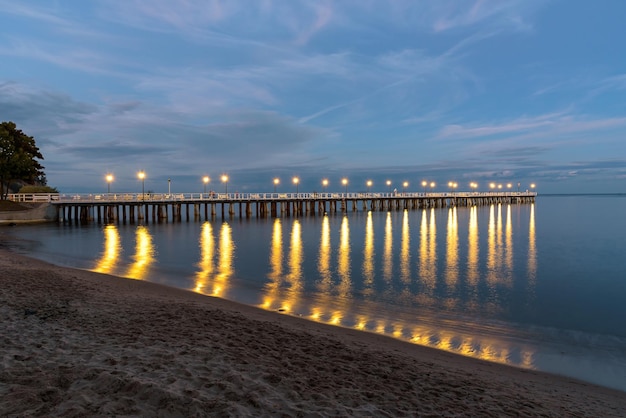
[497, 203, 504, 274]
[194, 222, 214, 293]
[337, 216, 351, 298]
[252, 207, 538, 374]
[284, 220, 304, 311]
[467, 206, 479, 286]
[262, 219, 283, 310]
[528, 203, 536, 284]
[211, 222, 234, 297]
[428, 208, 437, 283]
[354, 314, 369, 331]
[487, 203, 515, 289]
[194, 222, 236, 297]
[317, 216, 332, 291]
[417, 208, 437, 306]
[445, 206, 458, 291]
[383, 211, 393, 282]
[93, 224, 121, 274]
[400, 210, 411, 284]
[126, 225, 155, 280]
[487, 204, 496, 283]
[419, 209, 428, 283]
[408, 326, 533, 368]
[362, 211, 375, 296]
[505, 204, 514, 276]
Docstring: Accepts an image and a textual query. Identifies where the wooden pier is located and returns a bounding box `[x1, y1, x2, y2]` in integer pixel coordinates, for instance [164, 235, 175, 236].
[14, 191, 537, 224]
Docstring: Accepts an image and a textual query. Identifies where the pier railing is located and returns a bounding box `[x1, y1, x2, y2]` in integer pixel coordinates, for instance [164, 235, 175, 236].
[8, 191, 537, 203]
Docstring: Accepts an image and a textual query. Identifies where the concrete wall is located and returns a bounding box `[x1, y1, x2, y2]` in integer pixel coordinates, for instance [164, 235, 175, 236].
[0, 203, 58, 224]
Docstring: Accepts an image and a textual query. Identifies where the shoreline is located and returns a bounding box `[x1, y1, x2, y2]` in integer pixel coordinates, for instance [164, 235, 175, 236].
[1, 246, 625, 416]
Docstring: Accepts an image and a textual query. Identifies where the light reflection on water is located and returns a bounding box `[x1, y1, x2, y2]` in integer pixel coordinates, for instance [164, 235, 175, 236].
[93, 225, 121, 274]
[196, 222, 234, 298]
[13, 197, 626, 391]
[140, 204, 539, 368]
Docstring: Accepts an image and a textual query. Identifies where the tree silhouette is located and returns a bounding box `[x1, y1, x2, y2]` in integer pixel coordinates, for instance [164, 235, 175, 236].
[0, 121, 45, 199]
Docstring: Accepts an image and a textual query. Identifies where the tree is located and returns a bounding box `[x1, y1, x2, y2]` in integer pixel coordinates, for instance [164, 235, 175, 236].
[0, 121, 45, 200]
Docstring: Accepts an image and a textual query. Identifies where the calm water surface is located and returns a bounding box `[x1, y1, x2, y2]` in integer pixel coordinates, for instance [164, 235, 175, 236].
[9, 195, 626, 391]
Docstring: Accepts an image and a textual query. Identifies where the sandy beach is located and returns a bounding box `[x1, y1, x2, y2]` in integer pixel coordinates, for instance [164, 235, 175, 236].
[1, 244, 625, 417]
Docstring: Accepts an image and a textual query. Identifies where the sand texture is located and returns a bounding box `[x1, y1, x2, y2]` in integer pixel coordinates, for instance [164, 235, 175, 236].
[1, 247, 625, 417]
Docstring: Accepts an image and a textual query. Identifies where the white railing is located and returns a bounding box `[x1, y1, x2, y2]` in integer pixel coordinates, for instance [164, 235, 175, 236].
[7, 193, 61, 202]
[7, 191, 537, 203]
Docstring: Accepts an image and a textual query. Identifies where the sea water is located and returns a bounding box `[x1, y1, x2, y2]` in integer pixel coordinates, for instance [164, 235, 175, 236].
[8, 194, 626, 391]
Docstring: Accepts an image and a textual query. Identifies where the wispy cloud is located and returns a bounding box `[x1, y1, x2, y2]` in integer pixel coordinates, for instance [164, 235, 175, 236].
[438, 112, 626, 141]
[431, 0, 536, 33]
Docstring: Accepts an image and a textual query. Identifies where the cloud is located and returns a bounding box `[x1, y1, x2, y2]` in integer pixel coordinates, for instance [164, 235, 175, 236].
[437, 112, 626, 143]
[175, 109, 328, 167]
[431, 0, 536, 33]
[0, 82, 97, 137]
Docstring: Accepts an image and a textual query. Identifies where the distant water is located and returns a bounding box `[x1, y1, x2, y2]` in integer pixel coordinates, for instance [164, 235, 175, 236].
[8, 195, 626, 391]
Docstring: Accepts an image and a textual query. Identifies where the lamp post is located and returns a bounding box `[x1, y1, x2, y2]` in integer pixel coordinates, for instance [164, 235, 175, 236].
[470, 182, 478, 192]
[386, 180, 391, 193]
[293, 176, 299, 194]
[429, 182, 435, 192]
[105, 174, 113, 196]
[168, 178, 171, 195]
[489, 182, 496, 190]
[221, 174, 229, 194]
[402, 181, 409, 195]
[530, 183, 536, 192]
[322, 179, 328, 193]
[203, 176, 210, 195]
[421, 180, 427, 193]
[273, 178, 280, 193]
[342, 178, 348, 194]
[366, 180, 373, 194]
[137, 171, 146, 200]
[517, 182, 520, 193]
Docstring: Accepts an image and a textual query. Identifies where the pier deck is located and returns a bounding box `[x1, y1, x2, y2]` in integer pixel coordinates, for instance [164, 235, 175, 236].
[9, 191, 537, 223]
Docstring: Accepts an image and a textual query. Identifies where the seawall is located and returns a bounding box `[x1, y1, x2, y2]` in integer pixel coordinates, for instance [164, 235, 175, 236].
[0, 203, 58, 224]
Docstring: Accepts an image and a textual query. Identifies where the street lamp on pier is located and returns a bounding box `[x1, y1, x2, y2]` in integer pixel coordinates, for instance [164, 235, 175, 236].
[273, 178, 280, 192]
[429, 182, 436, 192]
[105, 174, 114, 195]
[470, 182, 478, 192]
[322, 179, 328, 193]
[293, 177, 299, 194]
[342, 178, 348, 194]
[386, 180, 391, 192]
[421, 180, 427, 193]
[203, 176, 210, 195]
[221, 174, 229, 194]
[137, 171, 146, 200]
[366, 180, 373, 194]
[403, 181, 409, 195]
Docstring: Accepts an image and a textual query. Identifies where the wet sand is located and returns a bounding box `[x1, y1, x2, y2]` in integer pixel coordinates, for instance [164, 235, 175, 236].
[1, 246, 625, 417]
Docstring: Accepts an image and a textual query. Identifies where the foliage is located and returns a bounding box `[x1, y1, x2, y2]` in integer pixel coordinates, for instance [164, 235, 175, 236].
[18, 185, 58, 194]
[0, 121, 45, 200]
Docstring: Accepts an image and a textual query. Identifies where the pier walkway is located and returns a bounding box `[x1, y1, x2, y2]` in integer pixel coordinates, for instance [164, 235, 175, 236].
[9, 191, 536, 223]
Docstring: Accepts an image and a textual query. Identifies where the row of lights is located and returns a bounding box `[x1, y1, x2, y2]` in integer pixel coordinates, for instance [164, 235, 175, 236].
[105, 173, 536, 195]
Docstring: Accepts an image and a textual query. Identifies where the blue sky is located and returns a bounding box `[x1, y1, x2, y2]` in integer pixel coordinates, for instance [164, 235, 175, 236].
[1, 0, 625, 194]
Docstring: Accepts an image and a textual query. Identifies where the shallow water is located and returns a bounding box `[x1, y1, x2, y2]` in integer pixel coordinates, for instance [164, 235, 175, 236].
[8, 195, 626, 391]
